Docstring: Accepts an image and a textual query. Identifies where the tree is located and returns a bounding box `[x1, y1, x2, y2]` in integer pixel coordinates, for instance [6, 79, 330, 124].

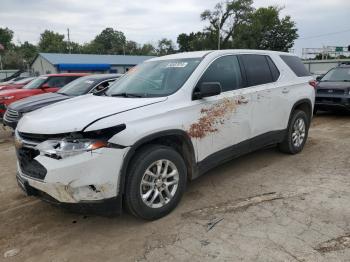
[140, 43, 157, 56]
[157, 38, 175, 56]
[92, 28, 126, 54]
[233, 6, 298, 51]
[38, 30, 67, 53]
[0, 27, 14, 50]
[125, 40, 139, 55]
[177, 32, 215, 51]
[18, 41, 37, 62]
[201, 0, 254, 48]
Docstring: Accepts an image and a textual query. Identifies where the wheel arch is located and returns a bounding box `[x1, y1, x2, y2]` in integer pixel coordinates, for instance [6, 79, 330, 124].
[118, 129, 197, 196]
[289, 99, 313, 124]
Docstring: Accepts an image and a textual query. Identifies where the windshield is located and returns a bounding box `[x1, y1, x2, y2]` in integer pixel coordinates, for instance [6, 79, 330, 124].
[106, 58, 202, 98]
[23, 77, 48, 89]
[321, 67, 350, 82]
[58, 77, 97, 96]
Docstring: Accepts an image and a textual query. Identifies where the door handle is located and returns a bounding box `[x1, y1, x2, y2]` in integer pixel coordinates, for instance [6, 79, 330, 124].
[282, 88, 289, 94]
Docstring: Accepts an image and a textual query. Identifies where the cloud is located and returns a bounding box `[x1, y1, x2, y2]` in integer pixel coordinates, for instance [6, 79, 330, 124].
[1, 0, 350, 54]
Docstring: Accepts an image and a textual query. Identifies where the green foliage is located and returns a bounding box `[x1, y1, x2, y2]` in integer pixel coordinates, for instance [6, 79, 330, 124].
[92, 28, 126, 54]
[233, 6, 298, 51]
[38, 30, 67, 53]
[157, 38, 175, 56]
[0, 27, 14, 50]
[201, 0, 254, 48]
[179, 1, 298, 52]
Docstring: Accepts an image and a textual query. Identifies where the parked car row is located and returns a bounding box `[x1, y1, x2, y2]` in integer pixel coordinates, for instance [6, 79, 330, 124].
[12, 50, 316, 220]
[3, 74, 121, 129]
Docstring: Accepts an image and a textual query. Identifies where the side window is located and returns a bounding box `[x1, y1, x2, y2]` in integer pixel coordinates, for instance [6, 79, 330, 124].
[280, 55, 310, 77]
[199, 55, 243, 92]
[92, 80, 115, 92]
[240, 54, 273, 86]
[45, 77, 66, 88]
[266, 56, 280, 81]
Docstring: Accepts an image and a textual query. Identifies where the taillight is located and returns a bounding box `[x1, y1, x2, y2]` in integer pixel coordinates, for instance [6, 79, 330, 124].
[309, 80, 317, 88]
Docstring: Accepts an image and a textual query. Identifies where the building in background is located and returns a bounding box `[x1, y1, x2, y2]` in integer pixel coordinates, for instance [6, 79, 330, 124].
[31, 53, 155, 75]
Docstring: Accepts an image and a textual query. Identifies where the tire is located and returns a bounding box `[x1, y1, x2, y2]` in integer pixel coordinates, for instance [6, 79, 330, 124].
[124, 145, 187, 220]
[278, 110, 309, 154]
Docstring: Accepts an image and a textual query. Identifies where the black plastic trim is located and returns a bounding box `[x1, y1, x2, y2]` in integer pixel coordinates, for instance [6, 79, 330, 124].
[197, 130, 286, 177]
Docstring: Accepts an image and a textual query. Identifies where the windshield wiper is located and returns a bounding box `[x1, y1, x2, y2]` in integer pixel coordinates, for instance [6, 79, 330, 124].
[110, 92, 144, 98]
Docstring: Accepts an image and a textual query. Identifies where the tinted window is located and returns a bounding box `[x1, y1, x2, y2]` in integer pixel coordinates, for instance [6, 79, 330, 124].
[199, 56, 243, 92]
[46, 76, 80, 88]
[280, 55, 310, 77]
[267, 57, 280, 81]
[240, 55, 274, 86]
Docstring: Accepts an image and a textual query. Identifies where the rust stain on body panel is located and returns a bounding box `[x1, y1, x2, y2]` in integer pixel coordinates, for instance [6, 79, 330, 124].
[188, 97, 245, 139]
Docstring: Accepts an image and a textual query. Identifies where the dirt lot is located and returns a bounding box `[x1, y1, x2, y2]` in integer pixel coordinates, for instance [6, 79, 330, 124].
[1, 113, 350, 262]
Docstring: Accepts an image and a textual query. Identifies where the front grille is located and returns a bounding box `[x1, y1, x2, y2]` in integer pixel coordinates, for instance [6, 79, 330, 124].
[19, 132, 67, 144]
[4, 108, 21, 123]
[317, 89, 345, 95]
[316, 97, 342, 103]
[16, 146, 47, 180]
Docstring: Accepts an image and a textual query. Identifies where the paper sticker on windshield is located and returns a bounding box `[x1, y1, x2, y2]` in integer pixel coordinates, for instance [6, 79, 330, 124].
[85, 80, 94, 84]
[166, 62, 188, 68]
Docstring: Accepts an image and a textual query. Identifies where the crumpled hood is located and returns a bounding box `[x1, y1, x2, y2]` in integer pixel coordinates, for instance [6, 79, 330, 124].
[9, 93, 68, 113]
[17, 94, 167, 134]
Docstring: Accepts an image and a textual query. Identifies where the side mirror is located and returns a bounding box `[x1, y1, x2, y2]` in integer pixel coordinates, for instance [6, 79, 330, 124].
[41, 83, 51, 89]
[193, 82, 221, 100]
[316, 75, 323, 82]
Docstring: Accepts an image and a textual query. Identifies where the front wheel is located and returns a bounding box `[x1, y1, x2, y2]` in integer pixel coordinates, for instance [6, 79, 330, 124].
[278, 110, 309, 154]
[124, 145, 187, 220]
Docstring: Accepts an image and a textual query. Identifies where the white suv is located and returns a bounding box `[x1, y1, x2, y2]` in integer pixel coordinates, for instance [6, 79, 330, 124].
[15, 50, 315, 220]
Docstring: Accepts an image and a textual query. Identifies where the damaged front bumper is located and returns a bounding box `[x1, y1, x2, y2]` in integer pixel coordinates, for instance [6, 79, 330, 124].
[16, 146, 130, 214]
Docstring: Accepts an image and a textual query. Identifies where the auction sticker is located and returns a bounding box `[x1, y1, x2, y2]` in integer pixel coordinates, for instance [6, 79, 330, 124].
[166, 62, 188, 68]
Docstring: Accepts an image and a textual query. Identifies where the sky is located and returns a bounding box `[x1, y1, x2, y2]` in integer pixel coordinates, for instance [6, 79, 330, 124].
[1, 0, 350, 56]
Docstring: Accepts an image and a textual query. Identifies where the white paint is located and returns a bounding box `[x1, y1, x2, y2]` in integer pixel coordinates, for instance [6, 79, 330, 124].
[17, 50, 315, 204]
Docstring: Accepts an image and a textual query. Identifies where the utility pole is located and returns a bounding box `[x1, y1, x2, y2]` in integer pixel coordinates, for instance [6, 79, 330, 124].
[67, 28, 71, 54]
[217, 17, 221, 50]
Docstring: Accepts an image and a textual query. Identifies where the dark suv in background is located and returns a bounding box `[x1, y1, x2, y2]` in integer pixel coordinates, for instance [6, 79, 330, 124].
[3, 74, 121, 129]
[315, 63, 350, 113]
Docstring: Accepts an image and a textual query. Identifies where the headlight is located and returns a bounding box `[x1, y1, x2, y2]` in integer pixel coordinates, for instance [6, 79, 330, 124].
[36, 138, 108, 159]
[0, 96, 14, 100]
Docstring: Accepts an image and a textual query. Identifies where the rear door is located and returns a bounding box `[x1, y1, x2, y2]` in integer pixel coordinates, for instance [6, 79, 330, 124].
[239, 54, 284, 143]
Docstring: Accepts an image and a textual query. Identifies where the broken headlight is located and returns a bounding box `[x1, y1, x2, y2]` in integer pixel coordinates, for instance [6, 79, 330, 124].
[35, 124, 126, 159]
[36, 139, 108, 159]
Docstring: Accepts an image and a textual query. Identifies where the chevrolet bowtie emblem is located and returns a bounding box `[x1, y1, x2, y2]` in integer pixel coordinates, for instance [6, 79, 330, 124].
[328, 89, 333, 93]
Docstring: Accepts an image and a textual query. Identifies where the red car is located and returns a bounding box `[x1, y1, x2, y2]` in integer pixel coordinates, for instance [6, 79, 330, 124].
[0, 73, 88, 119]
[0, 77, 36, 91]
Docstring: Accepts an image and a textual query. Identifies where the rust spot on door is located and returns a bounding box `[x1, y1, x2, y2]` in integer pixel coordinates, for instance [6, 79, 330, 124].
[187, 98, 240, 139]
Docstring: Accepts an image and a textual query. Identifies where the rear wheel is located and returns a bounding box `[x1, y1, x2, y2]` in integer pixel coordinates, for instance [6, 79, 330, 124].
[278, 110, 309, 154]
[124, 145, 187, 220]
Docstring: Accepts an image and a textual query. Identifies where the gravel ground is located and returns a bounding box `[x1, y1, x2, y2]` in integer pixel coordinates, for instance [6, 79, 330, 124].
[1, 113, 350, 262]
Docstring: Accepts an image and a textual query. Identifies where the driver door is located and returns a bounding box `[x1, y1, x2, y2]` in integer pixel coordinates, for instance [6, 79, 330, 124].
[188, 55, 254, 163]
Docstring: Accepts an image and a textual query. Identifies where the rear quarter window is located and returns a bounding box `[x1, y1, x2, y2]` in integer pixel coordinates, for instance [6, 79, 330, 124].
[280, 55, 310, 77]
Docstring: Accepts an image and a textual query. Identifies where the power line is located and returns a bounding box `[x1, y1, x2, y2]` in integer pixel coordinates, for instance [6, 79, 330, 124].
[298, 28, 350, 40]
